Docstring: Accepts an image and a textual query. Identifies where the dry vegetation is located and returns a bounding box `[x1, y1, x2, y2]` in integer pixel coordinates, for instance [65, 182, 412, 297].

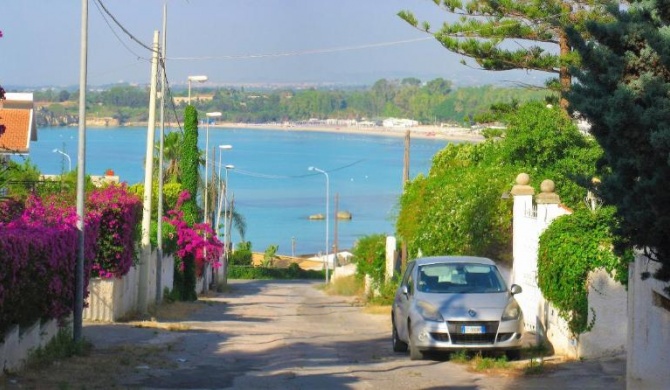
[1, 299, 206, 389]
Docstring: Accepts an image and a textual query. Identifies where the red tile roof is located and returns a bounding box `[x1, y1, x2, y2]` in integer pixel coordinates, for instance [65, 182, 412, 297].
[0, 108, 33, 154]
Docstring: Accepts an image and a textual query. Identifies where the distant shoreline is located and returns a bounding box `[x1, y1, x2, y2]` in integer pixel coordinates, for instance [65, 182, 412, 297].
[77, 121, 485, 143]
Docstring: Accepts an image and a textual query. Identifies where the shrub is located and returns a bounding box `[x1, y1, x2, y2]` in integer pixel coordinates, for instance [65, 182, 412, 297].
[228, 264, 324, 280]
[353, 234, 389, 284]
[229, 241, 253, 266]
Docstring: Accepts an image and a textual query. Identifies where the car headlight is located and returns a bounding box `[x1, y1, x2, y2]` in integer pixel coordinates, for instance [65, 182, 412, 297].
[502, 299, 521, 321]
[416, 300, 444, 322]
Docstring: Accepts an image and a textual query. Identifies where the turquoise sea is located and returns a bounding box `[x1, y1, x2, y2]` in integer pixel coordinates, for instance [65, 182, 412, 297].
[24, 126, 453, 256]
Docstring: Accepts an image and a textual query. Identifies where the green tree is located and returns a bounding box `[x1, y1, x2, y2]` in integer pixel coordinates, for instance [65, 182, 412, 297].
[568, 0, 670, 285]
[175, 105, 200, 301]
[398, 0, 617, 106]
[397, 101, 601, 263]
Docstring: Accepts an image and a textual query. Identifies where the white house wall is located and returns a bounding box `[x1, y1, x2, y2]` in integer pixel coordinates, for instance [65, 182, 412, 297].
[511, 175, 626, 359]
[627, 255, 670, 389]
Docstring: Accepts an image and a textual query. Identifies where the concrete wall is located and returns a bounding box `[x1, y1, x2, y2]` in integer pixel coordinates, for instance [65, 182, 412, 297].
[331, 263, 357, 282]
[540, 268, 627, 359]
[84, 251, 174, 322]
[510, 174, 626, 359]
[627, 255, 670, 390]
[0, 318, 60, 373]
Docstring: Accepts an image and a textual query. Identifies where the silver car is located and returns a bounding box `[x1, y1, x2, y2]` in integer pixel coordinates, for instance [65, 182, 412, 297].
[392, 256, 524, 360]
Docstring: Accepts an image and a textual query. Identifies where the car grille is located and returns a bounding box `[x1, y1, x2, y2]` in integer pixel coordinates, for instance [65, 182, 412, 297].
[447, 321, 500, 345]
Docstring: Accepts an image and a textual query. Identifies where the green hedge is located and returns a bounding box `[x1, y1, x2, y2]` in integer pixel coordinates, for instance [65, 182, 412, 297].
[228, 264, 325, 280]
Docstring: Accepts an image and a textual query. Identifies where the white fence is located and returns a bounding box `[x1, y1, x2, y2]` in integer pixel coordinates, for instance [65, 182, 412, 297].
[84, 250, 174, 322]
[0, 318, 61, 373]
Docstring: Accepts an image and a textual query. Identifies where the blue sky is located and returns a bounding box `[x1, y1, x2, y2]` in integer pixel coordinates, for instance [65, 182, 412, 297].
[0, 0, 552, 88]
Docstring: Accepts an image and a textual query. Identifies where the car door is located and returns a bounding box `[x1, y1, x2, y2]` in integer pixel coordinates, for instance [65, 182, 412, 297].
[393, 262, 416, 341]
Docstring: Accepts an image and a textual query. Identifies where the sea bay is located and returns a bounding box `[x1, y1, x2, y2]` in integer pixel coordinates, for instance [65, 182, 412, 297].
[25, 126, 453, 256]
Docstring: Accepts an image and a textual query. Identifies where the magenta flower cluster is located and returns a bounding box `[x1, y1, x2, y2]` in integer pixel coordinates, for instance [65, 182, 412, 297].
[0, 195, 99, 334]
[87, 184, 142, 278]
[164, 191, 223, 275]
[0, 184, 141, 334]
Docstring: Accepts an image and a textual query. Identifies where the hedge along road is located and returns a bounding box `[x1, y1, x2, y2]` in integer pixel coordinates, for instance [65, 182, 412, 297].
[67, 280, 623, 389]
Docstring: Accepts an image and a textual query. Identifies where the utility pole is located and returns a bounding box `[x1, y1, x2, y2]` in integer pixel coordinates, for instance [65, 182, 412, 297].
[401, 130, 410, 272]
[138, 30, 160, 314]
[74, 0, 88, 342]
[156, 3, 167, 304]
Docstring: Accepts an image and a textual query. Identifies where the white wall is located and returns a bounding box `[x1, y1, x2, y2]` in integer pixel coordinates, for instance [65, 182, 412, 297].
[511, 175, 626, 359]
[84, 251, 174, 322]
[627, 255, 670, 390]
[0, 318, 60, 374]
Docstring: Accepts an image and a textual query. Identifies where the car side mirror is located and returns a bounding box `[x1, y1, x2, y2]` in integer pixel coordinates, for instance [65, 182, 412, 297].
[401, 285, 409, 296]
[510, 284, 522, 295]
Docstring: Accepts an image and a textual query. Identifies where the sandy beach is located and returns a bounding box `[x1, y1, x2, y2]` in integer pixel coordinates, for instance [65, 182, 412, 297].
[89, 118, 485, 143]
[208, 122, 485, 143]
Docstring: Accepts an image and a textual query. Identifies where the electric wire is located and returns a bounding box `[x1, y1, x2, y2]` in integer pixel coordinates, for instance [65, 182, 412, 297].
[168, 37, 433, 61]
[92, 0, 150, 61]
[94, 0, 157, 54]
[218, 159, 365, 180]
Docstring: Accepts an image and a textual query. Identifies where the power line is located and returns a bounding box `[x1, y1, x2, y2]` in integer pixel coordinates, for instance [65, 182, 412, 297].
[94, 0, 157, 54]
[168, 37, 433, 61]
[227, 159, 365, 180]
[92, 0, 150, 61]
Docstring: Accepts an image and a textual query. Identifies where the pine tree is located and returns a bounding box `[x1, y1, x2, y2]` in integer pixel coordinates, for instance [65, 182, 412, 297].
[568, 0, 670, 286]
[398, 0, 617, 107]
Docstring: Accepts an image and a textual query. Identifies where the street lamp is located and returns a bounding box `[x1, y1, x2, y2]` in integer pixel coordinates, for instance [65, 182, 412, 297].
[204, 112, 223, 228]
[52, 148, 72, 172]
[223, 164, 235, 251]
[215, 146, 233, 238]
[187, 75, 208, 105]
[308, 166, 330, 283]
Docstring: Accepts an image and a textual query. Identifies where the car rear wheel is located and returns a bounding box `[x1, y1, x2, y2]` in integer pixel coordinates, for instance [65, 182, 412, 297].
[408, 323, 425, 360]
[392, 317, 408, 353]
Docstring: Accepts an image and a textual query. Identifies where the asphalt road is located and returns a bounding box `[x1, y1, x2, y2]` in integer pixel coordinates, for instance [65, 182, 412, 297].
[82, 280, 625, 389]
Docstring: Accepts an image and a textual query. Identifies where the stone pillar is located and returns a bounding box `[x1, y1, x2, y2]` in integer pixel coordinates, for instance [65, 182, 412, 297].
[510, 172, 535, 282]
[385, 236, 397, 281]
[535, 179, 562, 226]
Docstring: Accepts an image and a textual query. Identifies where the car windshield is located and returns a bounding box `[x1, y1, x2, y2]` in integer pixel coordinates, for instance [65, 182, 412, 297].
[417, 263, 506, 294]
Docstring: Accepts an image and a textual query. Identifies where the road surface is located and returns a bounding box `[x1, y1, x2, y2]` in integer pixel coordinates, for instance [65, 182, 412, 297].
[79, 280, 624, 389]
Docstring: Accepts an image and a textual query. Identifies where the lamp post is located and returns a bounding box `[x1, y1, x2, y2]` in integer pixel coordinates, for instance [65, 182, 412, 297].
[223, 164, 235, 251]
[308, 166, 330, 283]
[52, 148, 72, 172]
[187, 75, 207, 105]
[215, 146, 233, 238]
[204, 112, 223, 228]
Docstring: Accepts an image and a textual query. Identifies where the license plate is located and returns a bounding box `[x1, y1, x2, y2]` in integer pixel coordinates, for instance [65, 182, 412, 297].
[461, 325, 485, 334]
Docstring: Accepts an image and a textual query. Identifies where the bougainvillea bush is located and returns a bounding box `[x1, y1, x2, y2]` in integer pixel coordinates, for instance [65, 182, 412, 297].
[86, 184, 142, 278]
[0, 195, 99, 335]
[0, 184, 142, 335]
[164, 190, 223, 301]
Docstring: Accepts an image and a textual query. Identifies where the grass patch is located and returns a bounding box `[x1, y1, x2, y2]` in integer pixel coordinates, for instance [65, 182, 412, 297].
[472, 354, 510, 371]
[5, 343, 177, 388]
[362, 305, 391, 315]
[24, 327, 92, 370]
[323, 275, 364, 297]
[449, 350, 469, 363]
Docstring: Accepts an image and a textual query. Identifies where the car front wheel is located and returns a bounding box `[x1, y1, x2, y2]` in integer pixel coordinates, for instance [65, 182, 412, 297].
[392, 317, 408, 353]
